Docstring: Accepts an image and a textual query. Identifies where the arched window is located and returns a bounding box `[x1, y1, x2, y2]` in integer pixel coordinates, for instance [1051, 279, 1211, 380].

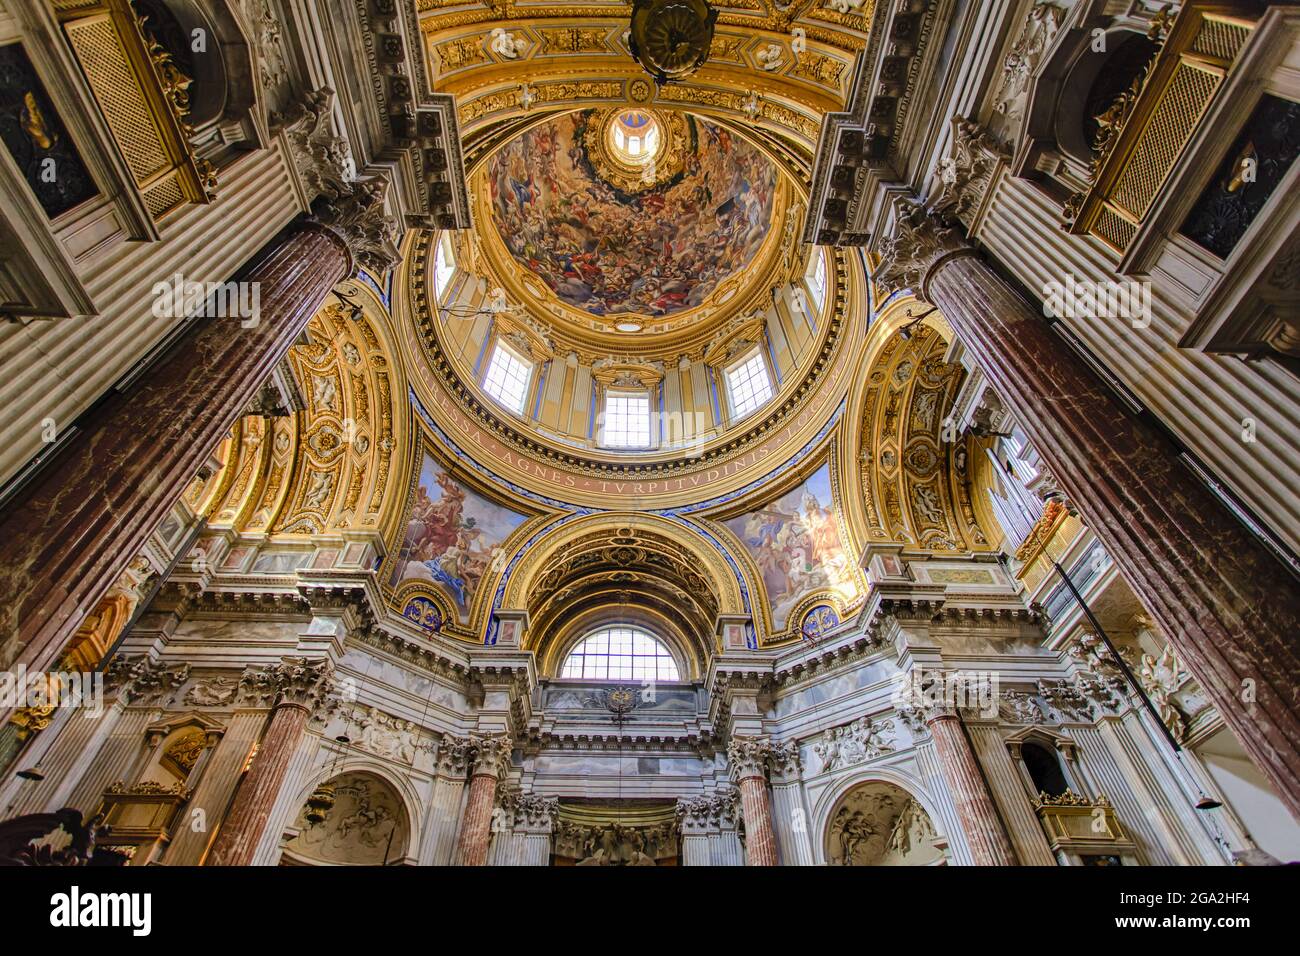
[433, 232, 457, 303]
[1022, 741, 1070, 798]
[806, 249, 828, 313]
[560, 625, 680, 681]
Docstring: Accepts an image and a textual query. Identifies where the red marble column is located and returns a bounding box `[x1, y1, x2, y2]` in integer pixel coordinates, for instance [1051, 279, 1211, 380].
[876, 197, 1300, 819]
[204, 700, 309, 867]
[205, 658, 332, 866]
[0, 219, 352, 682]
[728, 737, 779, 866]
[455, 735, 510, 866]
[926, 712, 1018, 866]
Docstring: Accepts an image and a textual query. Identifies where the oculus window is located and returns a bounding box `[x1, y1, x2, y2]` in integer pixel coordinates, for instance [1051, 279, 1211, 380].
[726, 349, 774, 421]
[560, 626, 680, 681]
[482, 341, 533, 415]
[601, 389, 653, 448]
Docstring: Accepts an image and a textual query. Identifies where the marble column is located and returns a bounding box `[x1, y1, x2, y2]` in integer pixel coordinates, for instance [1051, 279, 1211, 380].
[205, 658, 332, 866]
[491, 788, 558, 866]
[0, 217, 353, 686]
[454, 735, 511, 866]
[675, 797, 715, 866]
[164, 710, 264, 865]
[924, 710, 1018, 866]
[420, 736, 472, 865]
[728, 737, 779, 867]
[876, 196, 1300, 818]
[767, 741, 813, 866]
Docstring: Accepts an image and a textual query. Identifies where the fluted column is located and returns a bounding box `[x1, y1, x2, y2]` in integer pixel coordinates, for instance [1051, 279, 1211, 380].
[454, 735, 511, 867]
[420, 736, 472, 865]
[0, 218, 352, 686]
[876, 195, 1300, 818]
[767, 741, 813, 866]
[205, 658, 333, 867]
[675, 796, 715, 866]
[922, 710, 1018, 866]
[728, 737, 779, 867]
[492, 787, 558, 866]
[165, 710, 264, 865]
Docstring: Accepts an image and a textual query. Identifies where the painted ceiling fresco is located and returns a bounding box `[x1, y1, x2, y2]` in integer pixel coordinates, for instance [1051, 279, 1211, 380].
[390, 452, 528, 620]
[723, 463, 858, 631]
[486, 110, 778, 318]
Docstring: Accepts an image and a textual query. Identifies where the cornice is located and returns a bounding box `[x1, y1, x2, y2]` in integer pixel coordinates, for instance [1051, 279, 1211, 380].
[802, 0, 946, 245]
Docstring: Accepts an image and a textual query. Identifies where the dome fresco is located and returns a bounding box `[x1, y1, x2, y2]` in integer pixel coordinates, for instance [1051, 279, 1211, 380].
[486, 109, 778, 318]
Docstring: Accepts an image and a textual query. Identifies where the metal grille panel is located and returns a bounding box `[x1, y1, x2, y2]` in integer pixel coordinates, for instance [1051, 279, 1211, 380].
[64, 15, 170, 182]
[1112, 64, 1219, 217]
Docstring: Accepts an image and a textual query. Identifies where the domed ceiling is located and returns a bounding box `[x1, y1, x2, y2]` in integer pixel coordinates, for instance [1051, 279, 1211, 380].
[485, 108, 779, 320]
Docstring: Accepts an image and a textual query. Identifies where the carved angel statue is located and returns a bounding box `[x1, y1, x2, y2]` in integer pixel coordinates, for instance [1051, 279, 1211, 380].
[1140, 645, 1187, 742]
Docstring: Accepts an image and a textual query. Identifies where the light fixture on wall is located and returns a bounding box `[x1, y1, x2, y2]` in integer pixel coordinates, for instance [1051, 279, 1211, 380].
[333, 288, 366, 323]
[16, 763, 45, 781]
[897, 305, 938, 340]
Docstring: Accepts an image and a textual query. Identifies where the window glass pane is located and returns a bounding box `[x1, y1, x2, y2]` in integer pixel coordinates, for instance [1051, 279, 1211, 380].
[560, 626, 680, 682]
[434, 234, 457, 302]
[726, 351, 774, 420]
[806, 251, 827, 311]
[482, 342, 532, 414]
[602, 390, 652, 448]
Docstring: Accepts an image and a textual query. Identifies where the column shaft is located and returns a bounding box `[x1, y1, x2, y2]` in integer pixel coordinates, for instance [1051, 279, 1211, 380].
[735, 774, 779, 866]
[165, 711, 264, 865]
[0, 220, 351, 681]
[455, 771, 498, 866]
[926, 714, 1018, 866]
[205, 702, 309, 866]
[927, 253, 1300, 816]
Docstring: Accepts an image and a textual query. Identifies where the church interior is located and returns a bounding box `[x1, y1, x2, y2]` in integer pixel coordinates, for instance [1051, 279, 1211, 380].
[0, 0, 1298, 871]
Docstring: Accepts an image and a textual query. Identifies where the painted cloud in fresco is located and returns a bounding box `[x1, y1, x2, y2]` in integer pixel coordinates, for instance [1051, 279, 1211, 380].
[486, 110, 778, 317]
[390, 453, 527, 618]
[723, 463, 857, 630]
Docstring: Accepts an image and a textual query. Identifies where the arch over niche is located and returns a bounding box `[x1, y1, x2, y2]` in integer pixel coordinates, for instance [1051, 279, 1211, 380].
[844, 295, 994, 554]
[187, 279, 409, 548]
[132, 0, 260, 141]
[822, 777, 946, 866]
[503, 512, 747, 679]
[281, 770, 411, 867]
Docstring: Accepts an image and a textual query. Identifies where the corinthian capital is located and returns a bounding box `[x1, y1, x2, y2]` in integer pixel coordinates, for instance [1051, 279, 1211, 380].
[435, 734, 474, 778]
[277, 87, 400, 275]
[874, 197, 974, 303]
[727, 735, 775, 782]
[469, 733, 513, 779]
[499, 786, 559, 832]
[311, 179, 401, 276]
[766, 739, 803, 783]
[675, 787, 740, 834]
[236, 656, 334, 713]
